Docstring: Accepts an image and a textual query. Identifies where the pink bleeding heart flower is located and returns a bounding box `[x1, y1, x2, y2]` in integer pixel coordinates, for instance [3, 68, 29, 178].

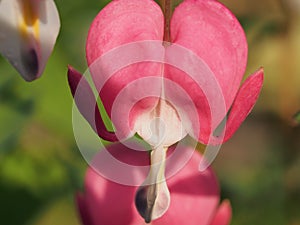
[0, 0, 60, 81]
[68, 0, 263, 222]
[76, 143, 232, 225]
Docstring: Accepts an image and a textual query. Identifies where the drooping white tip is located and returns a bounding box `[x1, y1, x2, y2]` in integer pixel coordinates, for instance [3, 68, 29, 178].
[135, 146, 171, 223]
[0, 0, 60, 81]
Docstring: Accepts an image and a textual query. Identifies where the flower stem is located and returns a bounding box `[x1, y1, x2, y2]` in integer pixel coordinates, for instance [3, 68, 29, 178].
[160, 0, 173, 44]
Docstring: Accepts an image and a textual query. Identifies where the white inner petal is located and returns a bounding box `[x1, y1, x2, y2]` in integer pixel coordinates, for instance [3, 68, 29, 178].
[134, 97, 188, 221]
[134, 98, 187, 148]
[149, 146, 170, 220]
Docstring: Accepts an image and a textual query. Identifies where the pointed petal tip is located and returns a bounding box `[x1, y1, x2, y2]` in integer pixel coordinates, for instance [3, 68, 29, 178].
[67, 64, 73, 71]
[0, 0, 60, 82]
[210, 199, 232, 225]
[135, 182, 171, 223]
[22, 74, 39, 82]
[67, 65, 76, 81]
[246, 67, 264, 92]
[67, 65, 78, 77]
[67, 65, 83, 96]
[66, 65, 118, 142]
[218, 67, 264, 144]
[7, 46, 41, 82]
[67, 64, 77, 73]
[220, 199, 232, 212]
[251, 67, 264, 81]
[257, 66, 264, 72]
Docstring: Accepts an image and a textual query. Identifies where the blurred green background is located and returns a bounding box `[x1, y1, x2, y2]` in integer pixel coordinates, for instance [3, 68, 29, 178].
[0, 0, 299, 224]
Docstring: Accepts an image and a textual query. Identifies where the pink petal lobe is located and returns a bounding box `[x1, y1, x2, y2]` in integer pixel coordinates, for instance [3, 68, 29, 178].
[84, 167, 138, 225]
[86, 0, 164, 139]
[86, 0, 163, 65]
[170, 0, 248, 110]
[67, 66, 118, 142]
[222, 68, 264, 143]
[165, 0, 248, 144]
[164, 45, 222, 145]
[210, 200, 232, 225]
[84, 143, 150, 225]
[76, 193, 94, 225]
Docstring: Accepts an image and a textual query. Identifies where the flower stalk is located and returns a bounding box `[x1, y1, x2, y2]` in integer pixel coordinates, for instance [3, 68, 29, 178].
[160, 0, 173, 43]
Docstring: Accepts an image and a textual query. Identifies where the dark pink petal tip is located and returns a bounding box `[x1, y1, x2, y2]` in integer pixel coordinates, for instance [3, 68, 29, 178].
[67, 66, 118, 142]
[210, 200, 232, 225]
[222, 68, 264, 143]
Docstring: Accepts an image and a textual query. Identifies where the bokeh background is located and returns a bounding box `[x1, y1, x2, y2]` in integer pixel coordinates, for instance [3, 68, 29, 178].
[0, 0, 299, 224]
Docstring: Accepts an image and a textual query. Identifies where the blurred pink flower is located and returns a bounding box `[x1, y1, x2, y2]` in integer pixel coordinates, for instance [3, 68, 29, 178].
[76, 143, 231, 225]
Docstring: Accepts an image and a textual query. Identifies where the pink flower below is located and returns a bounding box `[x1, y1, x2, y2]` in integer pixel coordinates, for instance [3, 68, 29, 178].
[76, 144, 231, 225]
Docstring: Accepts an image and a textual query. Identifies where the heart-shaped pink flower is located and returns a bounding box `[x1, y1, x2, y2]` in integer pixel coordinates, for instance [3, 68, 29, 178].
[68, 0, 263, 222]
[69, 0, 263, 146]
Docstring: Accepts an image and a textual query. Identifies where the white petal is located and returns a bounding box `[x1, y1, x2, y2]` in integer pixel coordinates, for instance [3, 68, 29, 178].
[134, 99, 185, 221]
[150, 146, 170, 220]
[0, 0, 60, 81]
[134, 99, 187, 148]
[135, 146, 171, 222]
